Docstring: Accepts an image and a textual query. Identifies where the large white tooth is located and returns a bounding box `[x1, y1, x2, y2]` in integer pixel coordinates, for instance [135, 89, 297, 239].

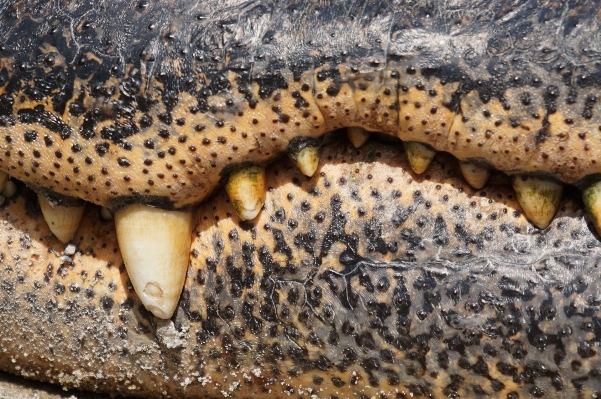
[38, 194, 85, 244]
[403, 141, 436, 175]
[226, 165, 266, 220]
[347, 127, 371, 148]
[459, 161, 490, 189]
[115, 204, 193, 319]
[289, 145, 320, 177]
[512, 175, 563, 229]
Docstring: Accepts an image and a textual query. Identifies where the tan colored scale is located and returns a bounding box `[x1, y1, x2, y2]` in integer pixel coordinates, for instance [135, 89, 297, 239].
[526, 86, 601, 180]
[351, 67, 399, 134]
[448, 88, 545, 173]
[397, 78, 458, 144]
[312, 64, 358, 131]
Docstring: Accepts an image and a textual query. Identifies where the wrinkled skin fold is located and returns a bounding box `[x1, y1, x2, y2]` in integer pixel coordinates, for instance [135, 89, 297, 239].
[1, 140, 601, 398]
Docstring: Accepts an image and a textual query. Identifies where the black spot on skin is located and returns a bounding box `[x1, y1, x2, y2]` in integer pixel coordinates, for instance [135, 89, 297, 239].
[326, 86, 340, 96]
[23, 130, 37, 142]
[100, 296, 114, 312]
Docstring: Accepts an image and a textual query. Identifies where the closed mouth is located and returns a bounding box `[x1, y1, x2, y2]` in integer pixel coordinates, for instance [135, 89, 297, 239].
[1, 1, 601, 398]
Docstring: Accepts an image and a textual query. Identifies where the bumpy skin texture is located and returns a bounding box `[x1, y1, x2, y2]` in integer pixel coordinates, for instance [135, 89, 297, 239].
[1, 140, 601, 398]
[4, 1, 601, 398]
[2, 1, 601, 210]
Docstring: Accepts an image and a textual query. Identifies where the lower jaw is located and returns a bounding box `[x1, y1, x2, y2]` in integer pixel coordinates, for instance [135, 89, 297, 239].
[0, 137, 599, 398]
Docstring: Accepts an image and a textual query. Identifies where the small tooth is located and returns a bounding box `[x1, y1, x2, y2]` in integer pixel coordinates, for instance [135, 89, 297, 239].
[38, 194, 85, 244]
[459, 161, 490, 189]
[289, 145, 320, 177]
[115, 204, 193, 319]
[583, 182, 601, 236]
[2, 179, 16, 198]
[99, 207, 113, 221]
[347, 127, 370, 148]
[404, 141, 436, 175]
[512, 176, 563, 229]
[226, 165, 266, 220]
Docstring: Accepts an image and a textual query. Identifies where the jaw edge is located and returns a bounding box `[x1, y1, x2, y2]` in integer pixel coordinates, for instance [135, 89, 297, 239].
[10, 130, 601, 320]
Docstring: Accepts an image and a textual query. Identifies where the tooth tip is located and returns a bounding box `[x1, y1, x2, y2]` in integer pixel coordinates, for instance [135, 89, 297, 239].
[404, 141, 436, 175]
[38, 194, 85, 244]
[347, 127, 370, 148]
[512, 176, 563, 229]
[226, 166, 266, 221]
[115, 204, 193, 319]
[293, 146, 319, 177]
[459, 161, 490, 189]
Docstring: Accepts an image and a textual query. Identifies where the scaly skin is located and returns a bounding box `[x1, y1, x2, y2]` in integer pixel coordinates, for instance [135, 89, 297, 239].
[1, 1, 601, 210]
[1, 140, 601, 398]
[2, 1, 601, 398]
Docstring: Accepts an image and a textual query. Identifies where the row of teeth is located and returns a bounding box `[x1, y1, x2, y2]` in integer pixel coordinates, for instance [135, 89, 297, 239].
[11, 129, 599, 320]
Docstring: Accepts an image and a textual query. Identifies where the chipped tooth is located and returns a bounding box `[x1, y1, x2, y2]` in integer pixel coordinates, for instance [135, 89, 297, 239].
[2, 179, 16, 198]
[459, 161, 490, 189]
[115, 204, 193, 319]
[347, 127, 370, 148]
[583, 182, 601, 236]
[512, 176, 563, 229]
[226, 165, 266, 220]
[289, 145, 320, 177]
[37, 194, 85, 244]
[403, 141, 436, 175]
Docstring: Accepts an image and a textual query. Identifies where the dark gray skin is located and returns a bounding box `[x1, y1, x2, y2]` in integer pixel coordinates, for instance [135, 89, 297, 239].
[1, 1, 601, 398]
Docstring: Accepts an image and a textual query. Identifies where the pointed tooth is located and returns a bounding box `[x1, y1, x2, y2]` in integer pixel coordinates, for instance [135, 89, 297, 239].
[583, 182, 601, 236]
[115, 204, 193, 319]
[512, 176, 563, 229]
[38, 194, 85, 244]
[347, 127, 370, 148]
[289, 145, 320, 177]
[226, 165, 266, 220]
[403, 141, 436, 175]
[459, 161, 490, 189]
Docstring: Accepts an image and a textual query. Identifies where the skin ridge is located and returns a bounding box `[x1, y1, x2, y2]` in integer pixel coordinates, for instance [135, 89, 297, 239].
[0, 1, 599, 209]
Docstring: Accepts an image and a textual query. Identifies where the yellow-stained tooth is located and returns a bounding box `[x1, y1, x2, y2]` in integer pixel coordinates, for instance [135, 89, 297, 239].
[583, 182, 601, 236]
[115, 204, 193, 319]
[289, 145, 320, 177]
[512, 176, 563, 229]
[226, 165, 266, 220]
[347, 127, 371, 148]
[459, 161, 490, 189]
[38, 194, 85, 244]
[404, 141, 436, 174]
